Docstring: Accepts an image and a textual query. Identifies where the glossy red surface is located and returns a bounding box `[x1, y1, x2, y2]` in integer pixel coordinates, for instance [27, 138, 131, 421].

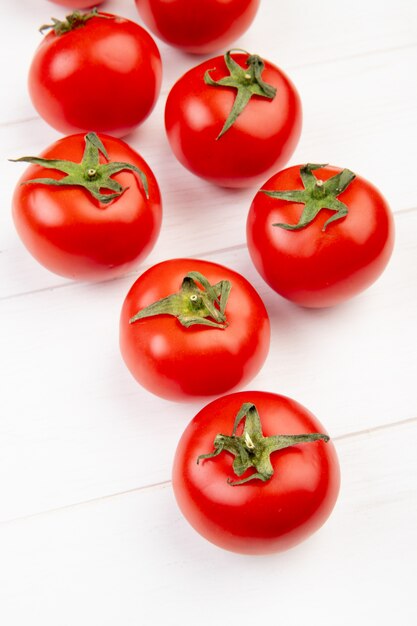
[12, 134, 162, 280]
[247, 165, 395, 307]
[119, 259, 270, 401]
[135, 0, 260, 54]
[165, 52, 302, 187]
[173, 391, 340, 554]
[29, 13, 161, 137]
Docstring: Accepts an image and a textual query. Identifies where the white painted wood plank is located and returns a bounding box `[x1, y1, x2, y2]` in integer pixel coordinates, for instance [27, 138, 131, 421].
[1, 44, 416, 299]
[1, 208, 415, 522]
[1, 420, 416, 625]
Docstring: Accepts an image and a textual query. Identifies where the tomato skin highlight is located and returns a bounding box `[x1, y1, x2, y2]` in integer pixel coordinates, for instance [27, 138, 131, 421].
[247, 165, 395, 307]
[12, 134, 162, 280]
[29, 13, 162, 137]
[135, 0, 260, 54]
[173, 391, 340, 554]
[165, 53, 302, 188]
[119, 259, 270, 401]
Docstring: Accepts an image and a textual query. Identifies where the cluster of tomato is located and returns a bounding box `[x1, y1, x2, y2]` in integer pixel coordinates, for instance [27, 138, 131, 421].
[12, 1, 394, 554]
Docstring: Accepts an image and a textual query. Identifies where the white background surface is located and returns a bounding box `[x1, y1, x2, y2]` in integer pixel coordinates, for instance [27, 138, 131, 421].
[1, 0, 416, 624]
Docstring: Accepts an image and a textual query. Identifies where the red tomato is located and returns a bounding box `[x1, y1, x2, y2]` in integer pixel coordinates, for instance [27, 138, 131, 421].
[173, 391, 340, 554]
[12, 133, 162, 280]
[135, 0, 260, 54]
[247, 164, 395, 307]
[29, 11, 162, 137]
[165, 50, 302, 188]
[119, 259, 270, 401]
[48, 1, 104, 7]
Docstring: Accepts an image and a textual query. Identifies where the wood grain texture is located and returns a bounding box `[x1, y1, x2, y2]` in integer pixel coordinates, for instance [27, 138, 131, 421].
[1, 420, 416, 625]
[1, 0, 416, 623]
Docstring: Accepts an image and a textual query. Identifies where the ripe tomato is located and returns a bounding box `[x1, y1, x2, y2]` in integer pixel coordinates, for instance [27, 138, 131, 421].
[29, 11, 162, 137]
[135, 0, 260, 54]
[12, 133, 162, 280]
[119, 259, 270, 401]
[173, 391, 340, 554]
[165, 50, 301, 188]
[48, 1, 104, 7]
[247, 163, 395, 307]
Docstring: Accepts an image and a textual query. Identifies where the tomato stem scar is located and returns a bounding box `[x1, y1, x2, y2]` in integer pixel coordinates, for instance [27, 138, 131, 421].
[129, 271, 232, 329]
[261, 163, 356, 232]
[197, 402, 330, 485]
[204, 49, 277, 139]
[244, 432, 255, 449]
[10, 132, 149, 204]
[39, 8, 108, 36]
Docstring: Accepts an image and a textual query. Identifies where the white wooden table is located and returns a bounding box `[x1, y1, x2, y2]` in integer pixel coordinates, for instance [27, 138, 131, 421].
[1, 1, 416, 623]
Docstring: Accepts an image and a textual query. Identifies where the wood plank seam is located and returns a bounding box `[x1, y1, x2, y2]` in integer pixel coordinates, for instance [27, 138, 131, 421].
[1, 206, 415, 303]
[1, 416, 415, 528]
[2, 42, 416, 129]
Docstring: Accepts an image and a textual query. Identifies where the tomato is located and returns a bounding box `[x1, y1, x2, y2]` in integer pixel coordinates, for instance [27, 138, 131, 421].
[247, 163, 395, 307]
[29, 10, 162, 137]
[135, 0, 260, 54]
[119, 259, 270, 401]
[48, 1, 104, 7]
[12, 132, 162, 280]
[165, 50, 302, 188]
[172, 391, 340, 554]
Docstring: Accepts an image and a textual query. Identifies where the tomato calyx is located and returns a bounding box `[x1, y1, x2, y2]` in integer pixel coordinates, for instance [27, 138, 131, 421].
[129, 271, 231, 329]
[11, 132, 149, 204]
[39, 8, 105, 36]
[204, 49, 277, 139]
[262, 163, 356, 232]
[197, 402, 329, 485]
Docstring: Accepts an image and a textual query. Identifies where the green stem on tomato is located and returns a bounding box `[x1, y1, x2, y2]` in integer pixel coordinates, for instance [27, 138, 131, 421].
[197, 402, 329, 486]
[39, 8, 107, 36]
[262, 163, 356, 232]
[129, 271, 231, 329]
[204, 49, 277, 139]
[10, 132, 149, 204]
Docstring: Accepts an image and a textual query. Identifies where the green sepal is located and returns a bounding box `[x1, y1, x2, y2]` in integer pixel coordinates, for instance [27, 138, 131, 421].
[39, 8, 106, 36]
[204, 49, 277, 139]
[10, 132, 149, 205]
[262, 163, 356, 232]
[197, 402, 329, 486]
[129, 271, 231, 329]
